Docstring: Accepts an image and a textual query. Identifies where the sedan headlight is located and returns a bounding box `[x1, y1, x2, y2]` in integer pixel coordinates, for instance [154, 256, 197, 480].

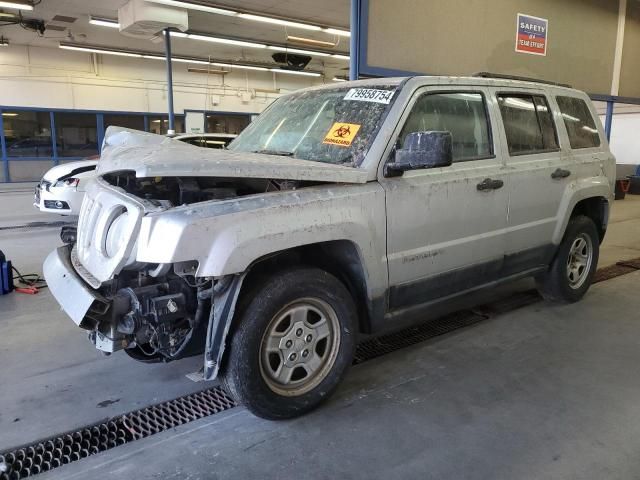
[54, 178, 80, 188]
[104, 210, 129, 258]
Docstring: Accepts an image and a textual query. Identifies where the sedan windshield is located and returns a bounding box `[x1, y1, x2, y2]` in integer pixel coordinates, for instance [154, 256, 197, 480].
[228, 85, 400, 167]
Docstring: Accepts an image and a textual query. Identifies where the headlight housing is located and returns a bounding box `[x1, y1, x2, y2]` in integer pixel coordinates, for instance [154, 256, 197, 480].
[54, 178, 80, 188]
[104, 209, 129, 258]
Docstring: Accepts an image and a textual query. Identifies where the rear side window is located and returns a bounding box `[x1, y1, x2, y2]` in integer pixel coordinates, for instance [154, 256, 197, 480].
[556, 96, 601, 149]
[399, 92, 493, 162]
[497, 94, 559, 155]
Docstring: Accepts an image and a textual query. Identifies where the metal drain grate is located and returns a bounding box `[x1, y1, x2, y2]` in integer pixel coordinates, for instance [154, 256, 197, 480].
[1, 258, 637, 479]
[593, 257, 640, 283]
[0, 386, 235, 480]
[354, 310, 488, 364]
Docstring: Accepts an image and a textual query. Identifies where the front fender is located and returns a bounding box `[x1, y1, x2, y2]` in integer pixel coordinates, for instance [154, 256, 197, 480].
[136, 183, 388, 299]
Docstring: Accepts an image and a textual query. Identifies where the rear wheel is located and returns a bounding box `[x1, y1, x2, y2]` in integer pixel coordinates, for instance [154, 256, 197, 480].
[536, 215, 599, 303]
[221, 267, 357, 419]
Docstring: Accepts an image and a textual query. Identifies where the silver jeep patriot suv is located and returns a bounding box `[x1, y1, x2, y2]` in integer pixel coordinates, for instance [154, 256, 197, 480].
[45, 75, 615, 419]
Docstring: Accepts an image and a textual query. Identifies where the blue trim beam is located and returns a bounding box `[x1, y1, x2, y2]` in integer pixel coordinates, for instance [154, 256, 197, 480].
[350, 0, 361, 80]
[604, 101, 614, 142]
[0, 109, 8, 182]
[96, 114, 105, 153]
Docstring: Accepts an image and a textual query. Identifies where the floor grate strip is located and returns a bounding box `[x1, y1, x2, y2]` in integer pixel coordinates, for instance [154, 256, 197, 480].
[593, 257, 640, 283]
[0, 387, 235, 480]
[1, 258, 638, 479]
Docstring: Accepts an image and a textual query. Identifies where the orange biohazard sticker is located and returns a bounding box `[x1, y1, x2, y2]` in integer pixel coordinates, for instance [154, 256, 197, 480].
[323, 122, 361, 147]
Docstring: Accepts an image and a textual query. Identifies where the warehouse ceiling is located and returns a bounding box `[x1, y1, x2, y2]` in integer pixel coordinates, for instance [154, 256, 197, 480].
[0, 0, 350, 74]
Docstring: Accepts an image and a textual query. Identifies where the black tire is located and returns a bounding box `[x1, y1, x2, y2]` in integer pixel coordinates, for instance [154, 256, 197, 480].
[221, 267, 357, 420]
[535, 215, 600, 303]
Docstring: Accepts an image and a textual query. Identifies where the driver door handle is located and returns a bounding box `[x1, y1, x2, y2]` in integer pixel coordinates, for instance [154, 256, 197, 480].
[477, 178, 504, 191]
[551, 168, 571, 179]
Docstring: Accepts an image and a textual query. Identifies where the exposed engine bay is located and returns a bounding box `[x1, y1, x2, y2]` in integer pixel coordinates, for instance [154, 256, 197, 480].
[77, 262, 211, 363]
[103, 170, 307, 206]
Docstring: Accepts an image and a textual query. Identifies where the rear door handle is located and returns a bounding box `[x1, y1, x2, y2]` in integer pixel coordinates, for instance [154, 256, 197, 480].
[477, 178, 504, 191]
[551, 168, 571, 179]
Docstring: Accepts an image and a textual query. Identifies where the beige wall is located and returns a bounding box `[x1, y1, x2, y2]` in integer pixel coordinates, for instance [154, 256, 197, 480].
[619, 1, 640, 98]
[366, 0, 618, 94]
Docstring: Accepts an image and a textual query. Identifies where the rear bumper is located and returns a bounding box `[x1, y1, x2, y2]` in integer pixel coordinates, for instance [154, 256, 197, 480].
[43, 245, 103, 327]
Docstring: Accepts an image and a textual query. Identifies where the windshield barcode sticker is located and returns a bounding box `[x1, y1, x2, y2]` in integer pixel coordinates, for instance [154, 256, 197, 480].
[344, 88, 395, 104]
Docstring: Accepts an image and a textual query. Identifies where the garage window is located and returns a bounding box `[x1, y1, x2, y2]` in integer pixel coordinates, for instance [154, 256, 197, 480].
[104, 114, 145, 132]
[206, 114, 250, 134]
[148, 115, 184, 135]
[399, 92, 493, 162]
[498, 94, 559, 155]
[54, 113, 98, 157]
[3, 111, 53, 158]
[556, 96, 600, 149]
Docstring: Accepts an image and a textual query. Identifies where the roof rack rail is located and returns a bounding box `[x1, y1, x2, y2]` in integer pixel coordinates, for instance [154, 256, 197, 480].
[472, 72, 572, 88]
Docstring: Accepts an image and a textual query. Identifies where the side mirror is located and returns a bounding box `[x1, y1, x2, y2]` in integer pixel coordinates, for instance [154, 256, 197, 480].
[385, 131, 453, 177]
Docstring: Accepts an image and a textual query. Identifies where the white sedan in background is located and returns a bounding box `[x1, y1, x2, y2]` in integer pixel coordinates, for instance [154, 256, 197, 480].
[34, 133, 237, 215]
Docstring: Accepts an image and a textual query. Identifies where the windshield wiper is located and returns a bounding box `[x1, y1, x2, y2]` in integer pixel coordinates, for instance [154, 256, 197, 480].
[252, 149, 295, 157]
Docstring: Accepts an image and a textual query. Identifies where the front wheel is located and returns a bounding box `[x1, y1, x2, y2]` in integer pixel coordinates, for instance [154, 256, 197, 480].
[221, 267, 357, 420]
[536, 215, 600, 303]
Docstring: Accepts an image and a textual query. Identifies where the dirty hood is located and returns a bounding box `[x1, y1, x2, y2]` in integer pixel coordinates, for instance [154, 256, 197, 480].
[97, 127, 368, 184]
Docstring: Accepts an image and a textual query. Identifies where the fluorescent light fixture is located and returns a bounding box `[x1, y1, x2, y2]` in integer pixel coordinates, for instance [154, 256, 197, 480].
[205, 140, 226, 145]
[142, 54, 212, 66]
[189, 34, 266, 49]
[213, 62, 269, 72]
[0, 1, 33, 11]
[323, 27, 350, 37]
[268, 45, 330, 57]
[0, 40, 8, 47]
[270, 69, 321, 77]
[89, 16, 120, 28]
[147, 0, 236, 16]
[238, 13, 321, 31]
[332, 77, 347, 82]
[2, 112, 18, 116]
[60, 45, 143, 58]
[287, 35, 336, 48]
[59, 43, 322, 76]
[331, 54, 350, 61]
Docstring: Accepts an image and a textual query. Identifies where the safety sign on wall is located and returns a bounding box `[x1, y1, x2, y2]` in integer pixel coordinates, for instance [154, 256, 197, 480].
[515, 13, 548, 56]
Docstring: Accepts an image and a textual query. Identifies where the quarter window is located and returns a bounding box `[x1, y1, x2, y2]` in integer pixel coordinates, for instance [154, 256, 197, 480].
[399, 92, 492, 162]
[556, 96, 600, 149]
[497, 94, 558, 155]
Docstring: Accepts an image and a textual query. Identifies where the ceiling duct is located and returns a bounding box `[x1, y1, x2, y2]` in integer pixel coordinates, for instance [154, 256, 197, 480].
[118, 0, 188, 38]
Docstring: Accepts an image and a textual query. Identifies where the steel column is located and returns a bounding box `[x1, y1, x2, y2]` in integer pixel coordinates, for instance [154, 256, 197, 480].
[96, 113, 104, 153]
[164, 29, 176, 135]
[50, 111, 58, 166]
[349, 0, 361, 81]
[605, 100, 614, 141]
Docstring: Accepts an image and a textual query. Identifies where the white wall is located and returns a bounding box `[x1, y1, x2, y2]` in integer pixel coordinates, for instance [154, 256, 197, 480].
[0, 45, 326, 114]
[599, 113, 640, 167]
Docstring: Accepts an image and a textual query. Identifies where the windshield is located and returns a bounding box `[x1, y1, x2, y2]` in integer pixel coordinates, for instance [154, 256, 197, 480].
[228, 85, 400, 167]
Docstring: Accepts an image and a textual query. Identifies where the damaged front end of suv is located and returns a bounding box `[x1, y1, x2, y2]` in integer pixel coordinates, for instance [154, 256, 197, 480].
[43, 116, 373, 380]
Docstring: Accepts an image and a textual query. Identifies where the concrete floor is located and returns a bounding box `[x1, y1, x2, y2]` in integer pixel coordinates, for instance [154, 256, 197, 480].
[1, 185, 640, 479]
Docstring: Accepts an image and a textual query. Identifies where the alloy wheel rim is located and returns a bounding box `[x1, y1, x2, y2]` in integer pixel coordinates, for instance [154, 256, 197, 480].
[566, 233, 593, 289]
[259, 298, 340, 397]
